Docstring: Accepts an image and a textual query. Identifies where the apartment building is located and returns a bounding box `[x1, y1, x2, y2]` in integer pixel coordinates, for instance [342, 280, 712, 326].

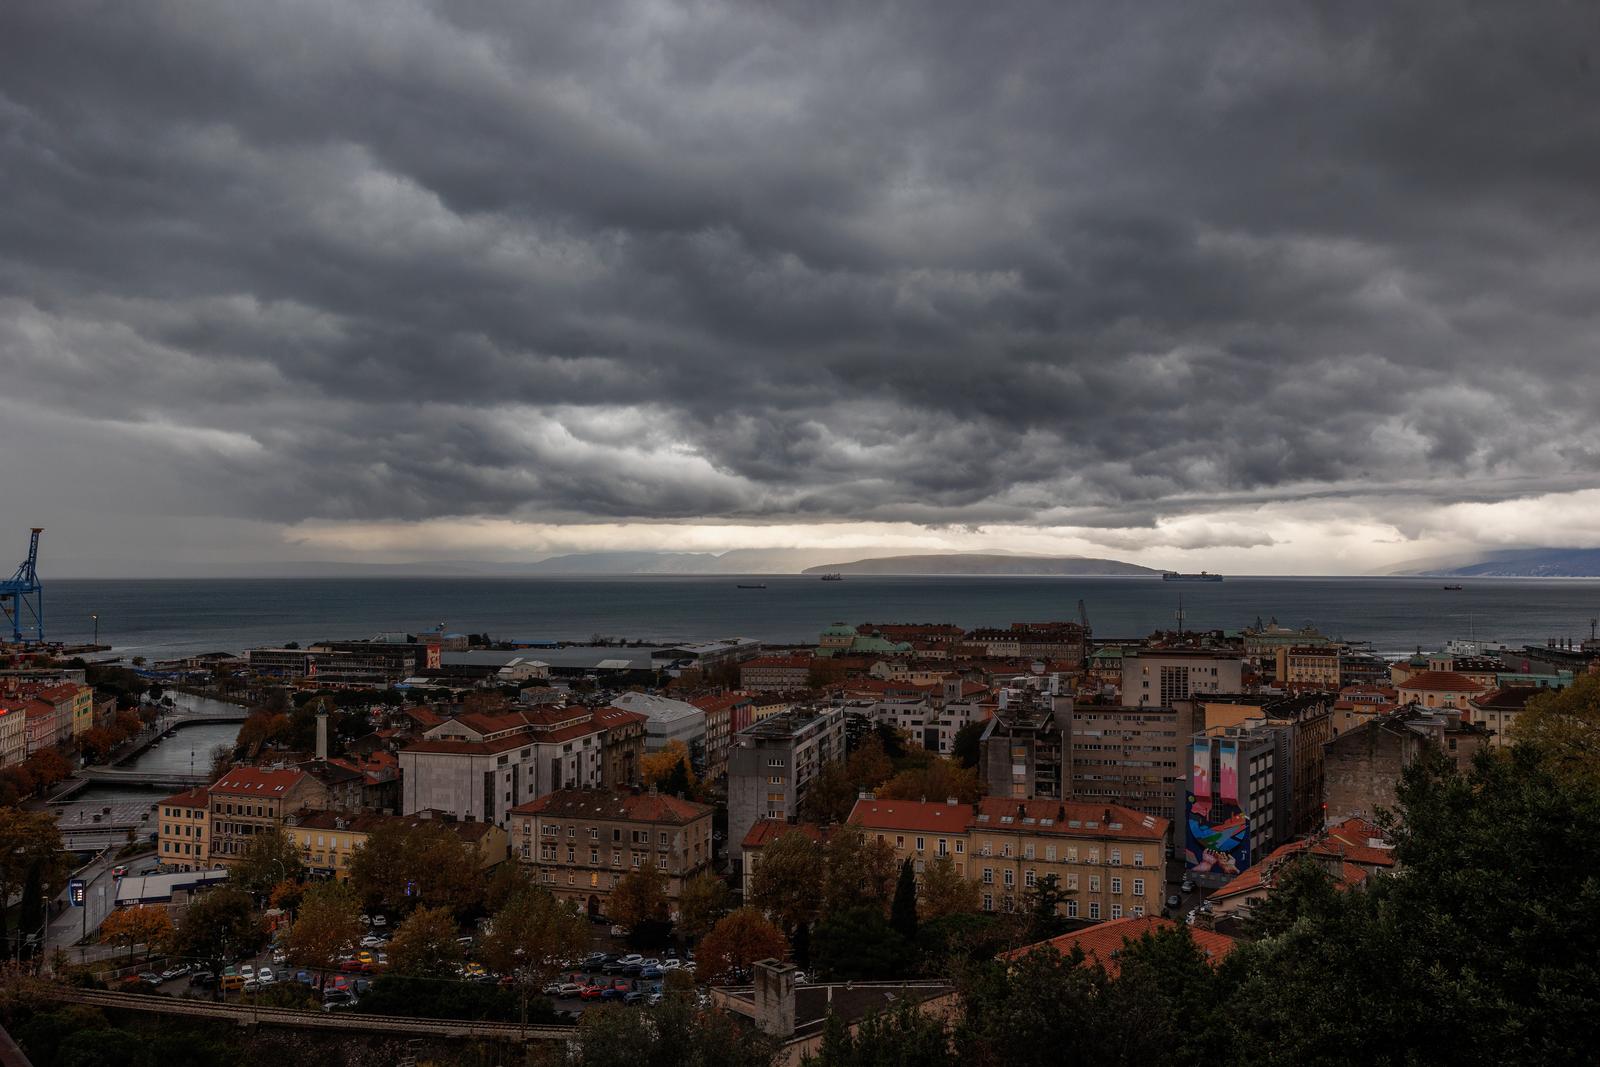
[286, 809, 508, 881]
[690, 692, 753, 780]
[978, 683, 1071, 800]
[1122, 650, 1245, 708]
[739, 819, 827, 900]
[1465, 686, 1540, 746]
[739, 654, 815, 692]
[1276, 646, 1342, 689]
[207, 767, 330, 865]
[1395, 670, 1488, 710]
[156, 786, 211, 871]
[1324, 706, 1490, 822]
[399, 704, 647, 828]
[1183, 724, 1282, 888]
[848, 796, 1171, 922]
[509, 788, 714, 917]
[1067, 702, 1201, 819]
[0, 703, 24, 768]
[726, 706, 846, 864]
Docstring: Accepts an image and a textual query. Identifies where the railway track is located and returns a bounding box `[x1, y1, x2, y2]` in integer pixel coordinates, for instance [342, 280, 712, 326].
[43, 986, 577, 1043]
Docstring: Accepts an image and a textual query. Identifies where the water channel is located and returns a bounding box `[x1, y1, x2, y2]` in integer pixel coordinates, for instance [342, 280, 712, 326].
[54, 691, 245, 849]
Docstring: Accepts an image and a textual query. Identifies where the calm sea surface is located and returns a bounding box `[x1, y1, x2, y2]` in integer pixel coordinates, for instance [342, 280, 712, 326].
[40, 575, 1600, 661]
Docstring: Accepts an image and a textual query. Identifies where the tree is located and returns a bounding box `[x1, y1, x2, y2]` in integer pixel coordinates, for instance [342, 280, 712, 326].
[0, 810, 66, 945]
[749, 831, 823, 934]
[385, 905, 465, 979]
[798, 759, 857, 825]
[876, 759, 978, 805]
[917, 854, 979, 920]
[172, 888, 261, 990]
[640, 740, 699, 792]
[348, 820, 483, 916]
[695, 908, 788, 983]
[1515, 673, 1600, 791]
[890, 859, 918, 941]
[677, 872, 731, 943]
[99, 906, 173, 963]
[950, 721, 984, 770]
[812, 906, 909, 981]
[483, 861, 537, 915]
[806, 995, 956, 1067]
[234, 826, 304, 897]
[609, 860, 669, 931]
[821, 825, 897, 914]
[1023, 873, 1072, 941]
[287, 881, 363, 980]
[576, 996, 775, 1067]
[845, 734, 894, 790]
[479, 887, 590, 1023]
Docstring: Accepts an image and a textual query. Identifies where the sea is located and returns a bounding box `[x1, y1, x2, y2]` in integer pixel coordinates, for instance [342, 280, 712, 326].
[41, 575, 1600, 662]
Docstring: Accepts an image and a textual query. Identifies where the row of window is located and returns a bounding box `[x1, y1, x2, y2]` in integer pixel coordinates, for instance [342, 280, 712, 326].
[980, 868, 1145, 895]
[537, 824, 676, 846]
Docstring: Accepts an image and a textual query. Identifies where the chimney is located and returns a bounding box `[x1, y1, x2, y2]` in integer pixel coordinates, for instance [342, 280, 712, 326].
[753, 959, 796, 1040]
[315, 703, 329, 762]
[945, 796, 958, 806]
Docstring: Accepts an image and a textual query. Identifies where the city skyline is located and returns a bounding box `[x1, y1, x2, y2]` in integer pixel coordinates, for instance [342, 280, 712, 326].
[5, 4, 1600, 576]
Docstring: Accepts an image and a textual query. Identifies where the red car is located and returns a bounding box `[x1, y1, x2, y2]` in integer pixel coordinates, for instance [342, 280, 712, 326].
[579, 984, 606, 1001]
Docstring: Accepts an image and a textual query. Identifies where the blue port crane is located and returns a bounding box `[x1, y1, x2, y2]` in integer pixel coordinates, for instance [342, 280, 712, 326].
[0, 527, 43, 644]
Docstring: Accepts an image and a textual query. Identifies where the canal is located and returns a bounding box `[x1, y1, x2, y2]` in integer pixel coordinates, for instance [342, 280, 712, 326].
[54, 691, 245, 849]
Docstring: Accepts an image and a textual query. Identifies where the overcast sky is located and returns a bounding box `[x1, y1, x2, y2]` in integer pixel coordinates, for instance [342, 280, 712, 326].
[4, 2, 1600, 575]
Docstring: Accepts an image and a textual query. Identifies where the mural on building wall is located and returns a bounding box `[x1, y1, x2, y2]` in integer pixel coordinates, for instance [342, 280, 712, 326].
[1186, 737, 1251, 877]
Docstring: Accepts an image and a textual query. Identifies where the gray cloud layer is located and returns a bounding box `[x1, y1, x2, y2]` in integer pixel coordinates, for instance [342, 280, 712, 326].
[4, 1, 1600, 552]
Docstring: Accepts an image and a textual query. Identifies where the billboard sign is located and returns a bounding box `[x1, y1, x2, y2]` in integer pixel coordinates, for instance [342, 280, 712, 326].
[68, 878, 86, 906]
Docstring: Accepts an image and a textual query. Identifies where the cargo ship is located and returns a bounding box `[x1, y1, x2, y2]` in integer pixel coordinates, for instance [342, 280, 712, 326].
[1162, 571, 1223, 582]
[819, 572, 844, 581]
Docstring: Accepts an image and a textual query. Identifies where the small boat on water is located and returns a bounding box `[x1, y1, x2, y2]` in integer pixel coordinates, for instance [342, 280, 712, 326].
[1442, 584, 1464, 590]
[820, 573, 844, 581]
[737, 584, 767, 589]
[1163, 571, 1223, 582]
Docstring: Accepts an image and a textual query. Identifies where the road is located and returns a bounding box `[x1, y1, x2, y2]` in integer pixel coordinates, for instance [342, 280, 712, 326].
[43, 850, 159, 964]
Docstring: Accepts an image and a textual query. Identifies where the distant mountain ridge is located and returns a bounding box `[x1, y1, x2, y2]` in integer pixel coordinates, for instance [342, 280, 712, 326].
[1413, 548, 1600, 578]
[801, 553, 1161, 576]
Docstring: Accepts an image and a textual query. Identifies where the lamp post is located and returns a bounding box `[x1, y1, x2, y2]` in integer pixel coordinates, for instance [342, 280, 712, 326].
[91, 613, 99, 646]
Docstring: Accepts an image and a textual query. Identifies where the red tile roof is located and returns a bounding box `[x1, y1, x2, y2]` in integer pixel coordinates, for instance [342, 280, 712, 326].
[974, 798, 1169, 842]
[159, 786, 210, 808]
[1397, 670, 1489, 693]
[209, 766, 306, 796]
[509, 788, 713, 824]
[741, 819, 827, 850]
[849, 798, 976, 835]
[1468, 686, 1541, 710]
[1004, 915, 1236, 977]
[1209, 818, 1394, 902]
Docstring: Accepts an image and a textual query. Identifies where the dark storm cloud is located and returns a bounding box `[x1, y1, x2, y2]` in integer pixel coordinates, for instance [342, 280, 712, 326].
[3, 0, 1600, 540]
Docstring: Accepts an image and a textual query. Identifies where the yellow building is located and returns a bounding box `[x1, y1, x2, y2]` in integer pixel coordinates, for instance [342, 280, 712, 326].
[156, 786, 212, 871]
[849, 796, 1171, 923]
[1276, 646, 1342, 689]
[286, 809, 509, 881]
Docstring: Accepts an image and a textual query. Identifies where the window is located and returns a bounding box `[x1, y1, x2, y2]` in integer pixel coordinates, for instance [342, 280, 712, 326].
[1002, 869, 1014, 887]
[982, 867, 994, 884]
[1024, 869, 1036, 888]
[1110, 877, 1122, 895]
[915, 836, 925, 852]
[895, 836, 905, 849]
[590, 849, 599, 864]
[1066, 873, 1079, 890]
[954, 841, 964, 854]
[1089, 876, 1100, 892]
[1045, 845, 1056, 861]
[1109, 848, 1121, 866]
[1132, 851, 1144, 867]
[1132, 905, 1144, 917]
[1023, 843, 1035, 859]
[1132, 878, 1144, 897]
[1088, 849, 1099, 864]
[1089, 901, 1101, 920]
[1111, 903, 1123, 919]
[1066, 846, 1078, 862]
[589, 828, 599, 840]
[982, 894, 994, 912]
[1066, 899, 1079, 917]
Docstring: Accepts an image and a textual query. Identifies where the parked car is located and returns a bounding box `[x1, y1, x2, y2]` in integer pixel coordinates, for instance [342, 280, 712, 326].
[257, 967, 276, 985]
[160, 964, 191, 981]
[191, 971, 216, 989]
[111, 865, 128, 879]
[556, 982, 584, 997]
[295, 971, 314, 985]
[639, 966, 662, 980]
[1166, 894, 1181, 909]
[1180, 879, 1195, 894]
[600, 986, 627, 1001]
[242, 979, 261, 994]
[321, 990, 354, 1010]
[370, 915, 387, 927]
[271, 949, 288, 966]
[580, 952, 606, 969]
[659, 958, 681, 971]
[239, 964, 255, 980]
[360, 934, 386, 949]
[359, 914, 372, 926]
[623, 990, 645, 1005]
[138, 971, 163, 987]
[609, 925, 628, 937]
[579, 984, 607, 1001]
